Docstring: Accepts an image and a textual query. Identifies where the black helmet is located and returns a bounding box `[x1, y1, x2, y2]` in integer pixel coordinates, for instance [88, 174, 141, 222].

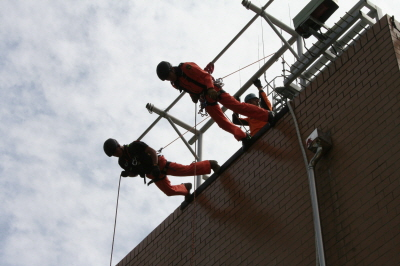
[156, 61, 172, 81]
[103, 138, 120, 157]
[244, 93, 258, 103]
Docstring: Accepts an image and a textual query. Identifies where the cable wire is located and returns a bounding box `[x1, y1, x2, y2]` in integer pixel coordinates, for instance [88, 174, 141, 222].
[158, 116, 210, 153]
[221, 53, 275, 79]
[190, 102, 198, 266]
[109, 174, 122, 266]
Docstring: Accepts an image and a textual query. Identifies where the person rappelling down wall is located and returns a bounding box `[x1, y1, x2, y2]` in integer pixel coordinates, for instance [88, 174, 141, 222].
[103, 138, 220, 199]
[156, 61, 276, 150]
[232, 78, 273, 137]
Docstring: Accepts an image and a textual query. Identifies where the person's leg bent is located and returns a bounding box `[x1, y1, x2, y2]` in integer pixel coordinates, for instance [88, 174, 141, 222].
[205, 104, 246, 141]
[219, 93, 269, 122]
[151, 175, 188, 196]
[166, 160, 211, 176]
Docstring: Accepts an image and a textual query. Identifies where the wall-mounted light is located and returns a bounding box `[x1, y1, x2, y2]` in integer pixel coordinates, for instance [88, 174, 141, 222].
[293, 0, 339, 39]
[306, 128, 332, 154]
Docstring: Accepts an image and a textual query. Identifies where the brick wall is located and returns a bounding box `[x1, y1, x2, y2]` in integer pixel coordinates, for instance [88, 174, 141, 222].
[117, 15, 400, 266]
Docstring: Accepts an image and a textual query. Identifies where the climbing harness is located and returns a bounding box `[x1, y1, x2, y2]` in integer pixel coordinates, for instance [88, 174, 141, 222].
[198, 101, 209, 117]
[197, 78, 226, 117]
[198, 54, 276, 123]
[173, 63, 209, 95]
[178, 55, 276, 119]
[146, 160, 171, 186]
[214, 77, 224, 88]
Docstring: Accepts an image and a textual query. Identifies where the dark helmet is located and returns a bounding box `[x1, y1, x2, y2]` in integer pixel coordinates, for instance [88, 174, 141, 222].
[103, 138, 120, 157]
[244, 93, 258, 103]
[156, 61, 172, 81]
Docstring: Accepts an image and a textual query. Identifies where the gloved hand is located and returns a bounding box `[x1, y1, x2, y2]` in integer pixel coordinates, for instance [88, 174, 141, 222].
[204, 62, 214, 74]
[151, 165, 161, 179]
[207, 88, 218, 101]
[253, 79, 262, 89]
[121, 171, 129, 177]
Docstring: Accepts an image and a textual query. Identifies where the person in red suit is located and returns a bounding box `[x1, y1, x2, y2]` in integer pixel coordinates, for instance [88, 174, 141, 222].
[232, 79, 273, 136]
[156, 61, 275, 148]
[103, 138, 220, 198]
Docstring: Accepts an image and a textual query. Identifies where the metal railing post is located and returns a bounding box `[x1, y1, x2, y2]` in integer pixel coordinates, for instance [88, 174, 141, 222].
[196, 132, 203, 188]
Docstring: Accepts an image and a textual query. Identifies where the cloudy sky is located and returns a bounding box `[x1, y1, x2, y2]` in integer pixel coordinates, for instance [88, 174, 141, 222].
[1, 0, 398, 265]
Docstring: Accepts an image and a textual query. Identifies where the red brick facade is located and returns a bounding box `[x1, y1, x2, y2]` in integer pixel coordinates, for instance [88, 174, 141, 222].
[117, 15, 400, 266]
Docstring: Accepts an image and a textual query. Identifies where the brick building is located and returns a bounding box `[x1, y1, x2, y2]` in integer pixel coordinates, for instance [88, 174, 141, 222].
[116, 15, 400, 266]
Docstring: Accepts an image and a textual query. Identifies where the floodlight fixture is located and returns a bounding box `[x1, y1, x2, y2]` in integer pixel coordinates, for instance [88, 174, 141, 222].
[293, 0, 339, 38]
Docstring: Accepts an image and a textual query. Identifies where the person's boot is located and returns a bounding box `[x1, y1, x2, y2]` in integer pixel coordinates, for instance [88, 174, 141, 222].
[268, 111, 276, 127]
[209, 160, 220, 174]
[241, 133, 252, 152]
[183, 183, 192, 201]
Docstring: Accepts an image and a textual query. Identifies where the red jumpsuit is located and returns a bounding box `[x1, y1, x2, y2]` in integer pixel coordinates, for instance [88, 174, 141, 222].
[235, 91, 273, 136]
[147, 156, 211, 196]
[119, 141, 212, 197]
[173, 62, 271, 141]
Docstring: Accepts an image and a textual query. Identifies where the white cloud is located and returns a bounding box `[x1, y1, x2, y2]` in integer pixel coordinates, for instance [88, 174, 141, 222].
[0, 0, 397, 265]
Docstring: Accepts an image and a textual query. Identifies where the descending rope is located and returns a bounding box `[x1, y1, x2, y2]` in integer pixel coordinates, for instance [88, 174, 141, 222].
[190, 103, 198, 266]
[110, 174, 122, 266]
[260, 14, 266, 68]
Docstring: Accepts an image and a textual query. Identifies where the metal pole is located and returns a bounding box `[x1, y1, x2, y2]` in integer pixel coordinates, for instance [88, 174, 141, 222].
[166, 117, 199, 160]
[243, 1, 299, 59]
[242, 1, 298, 37]
[211, 0, 275, 64]
[261, 13, 300, 59]
[297, 35, 306, 88]
[137, 92, 186, 141]
[308, 147, 326, 266]
[146, 103, 199, 134]
[196, 132, 203, 189]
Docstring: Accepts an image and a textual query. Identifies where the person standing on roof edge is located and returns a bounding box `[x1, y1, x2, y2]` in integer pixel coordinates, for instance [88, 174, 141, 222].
[103, 138, 220, 198]
[156, 61, 275, 148]
[232, 79, 273, 137]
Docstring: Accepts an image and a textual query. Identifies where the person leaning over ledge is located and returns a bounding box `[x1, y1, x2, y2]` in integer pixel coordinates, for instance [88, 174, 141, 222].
[156, 61, 275, 150]
[232, 78, 274, 136]
[103, 138, 220, 198]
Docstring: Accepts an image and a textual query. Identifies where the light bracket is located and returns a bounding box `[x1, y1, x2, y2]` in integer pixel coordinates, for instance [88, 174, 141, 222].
[293, 0, 339, 38]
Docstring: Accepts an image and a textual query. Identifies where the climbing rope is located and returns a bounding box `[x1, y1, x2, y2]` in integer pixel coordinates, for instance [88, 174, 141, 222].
[221, 52, 275, 79]
[190, 102, 198, 266]
[109, 173, 122, 266]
